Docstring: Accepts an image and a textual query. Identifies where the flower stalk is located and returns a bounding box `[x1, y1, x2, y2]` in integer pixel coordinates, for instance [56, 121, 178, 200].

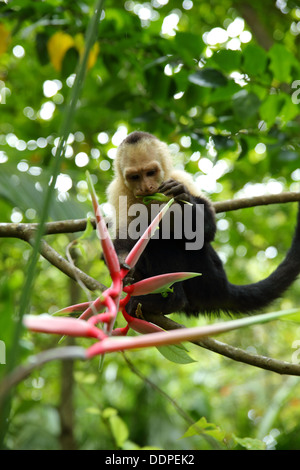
[24, 173, 204, 358]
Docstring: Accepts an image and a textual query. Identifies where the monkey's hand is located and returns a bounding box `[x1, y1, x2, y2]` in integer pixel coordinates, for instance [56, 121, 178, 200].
[158, 179, 191, 203]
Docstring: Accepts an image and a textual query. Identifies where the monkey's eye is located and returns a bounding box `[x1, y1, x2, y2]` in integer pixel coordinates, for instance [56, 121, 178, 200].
[146, 170, 156, 177]
[128, 174, 140, 181]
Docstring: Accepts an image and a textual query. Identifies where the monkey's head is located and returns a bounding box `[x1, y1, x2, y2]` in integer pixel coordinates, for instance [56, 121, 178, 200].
[115, 131, 173, 198]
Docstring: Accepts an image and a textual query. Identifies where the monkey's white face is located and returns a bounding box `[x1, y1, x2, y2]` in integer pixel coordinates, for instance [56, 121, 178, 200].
[120, 141, 165, 198]
[124, 161, 163, 197]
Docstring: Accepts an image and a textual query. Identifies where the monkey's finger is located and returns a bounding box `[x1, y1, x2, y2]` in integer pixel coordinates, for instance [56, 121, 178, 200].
[158, 179, 176, 191]
[163, 183, 190, 200]
[159, 182, 180, 194]
[174, 193, 191, 201]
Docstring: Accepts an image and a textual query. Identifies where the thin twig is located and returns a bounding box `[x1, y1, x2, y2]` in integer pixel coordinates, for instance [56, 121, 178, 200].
[122, 352, 223, 449]
[0, 346, 87, 405]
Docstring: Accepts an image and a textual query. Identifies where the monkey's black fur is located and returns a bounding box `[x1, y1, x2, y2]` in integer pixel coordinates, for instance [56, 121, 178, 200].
[114, 179, 300, 318]
[122, 131, 157, 145]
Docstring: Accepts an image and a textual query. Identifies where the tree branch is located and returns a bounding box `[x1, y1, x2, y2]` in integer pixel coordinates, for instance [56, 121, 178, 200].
[0, 221, 105, 291]
[235, 3, 274, 51]
[0, 191, 299, 290]
[35, 238, 105, 291]
[213, 191, 300, 213]
[144, 313, 300, 376]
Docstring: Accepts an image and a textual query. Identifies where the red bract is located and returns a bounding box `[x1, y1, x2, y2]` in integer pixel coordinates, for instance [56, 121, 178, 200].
[123, 198, 174, 272]
[24, 173, 202, 358]
[86, 172, 120, 278]
[24, 314, 106, 340]
[123, 272, 201, 296]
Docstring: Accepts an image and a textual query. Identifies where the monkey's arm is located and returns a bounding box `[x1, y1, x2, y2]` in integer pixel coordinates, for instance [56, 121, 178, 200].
[158, 179, 216, 242]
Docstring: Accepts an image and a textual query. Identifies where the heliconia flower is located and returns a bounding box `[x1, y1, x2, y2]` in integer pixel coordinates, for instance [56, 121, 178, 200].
[123, 198, 174, 272]
[24, 314, 106, 340]
[122, 309, 165, 335]
[54, 302, 93, 315]
[78, 296, 106, 321]
[87, 295, 117, 326]
[111, 324, 130, 336]
[24, 176, 205, 358]
[123, 272, 201, 296]
[86, 171, 120, 277]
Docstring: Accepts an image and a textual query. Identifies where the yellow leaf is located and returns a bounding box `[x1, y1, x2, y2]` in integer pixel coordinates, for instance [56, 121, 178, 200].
[73, 33, 85, 51]
[47, 31, 75, 71]
[74, 33, 99, 69]
[0, 23, 11, 55]
[87, 41, 99, 69]
[47, 32, 99, 72]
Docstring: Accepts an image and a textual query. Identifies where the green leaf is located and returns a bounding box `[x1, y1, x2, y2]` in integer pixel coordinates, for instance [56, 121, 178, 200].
[182, 416, 226, 442]
[212, 49, 241, 73]
[188, 68, 227, 88]
[103, 407, 129, 449]
[238, 137, 249, 160]
[279, 94, 300, 123]
[268, 43, 296, 82]
[233, 90, 260, 121]
[208, 80, 241, 104]
[174, 32, 205, 63]
[79, 217, 94, 240]
[243, 44, 268, 76]
[139, 192, 170, 204]
[233, 435, 266, 450]
[261, 89, 299, 127]
[282, 311, 300, 322]
[260, 94, 285, 127]
[140, 192, 192, 206]
[157, 344, 196, 364]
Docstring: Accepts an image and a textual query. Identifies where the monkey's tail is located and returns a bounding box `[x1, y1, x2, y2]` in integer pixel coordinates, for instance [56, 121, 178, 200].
[227, 202, 300, 314]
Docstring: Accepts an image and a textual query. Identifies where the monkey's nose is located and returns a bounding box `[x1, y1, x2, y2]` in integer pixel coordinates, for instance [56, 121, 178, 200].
[139, 187, 155, 196]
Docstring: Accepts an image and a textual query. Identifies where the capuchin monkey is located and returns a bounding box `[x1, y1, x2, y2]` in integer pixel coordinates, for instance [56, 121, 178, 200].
[106, 131, 300, 318]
